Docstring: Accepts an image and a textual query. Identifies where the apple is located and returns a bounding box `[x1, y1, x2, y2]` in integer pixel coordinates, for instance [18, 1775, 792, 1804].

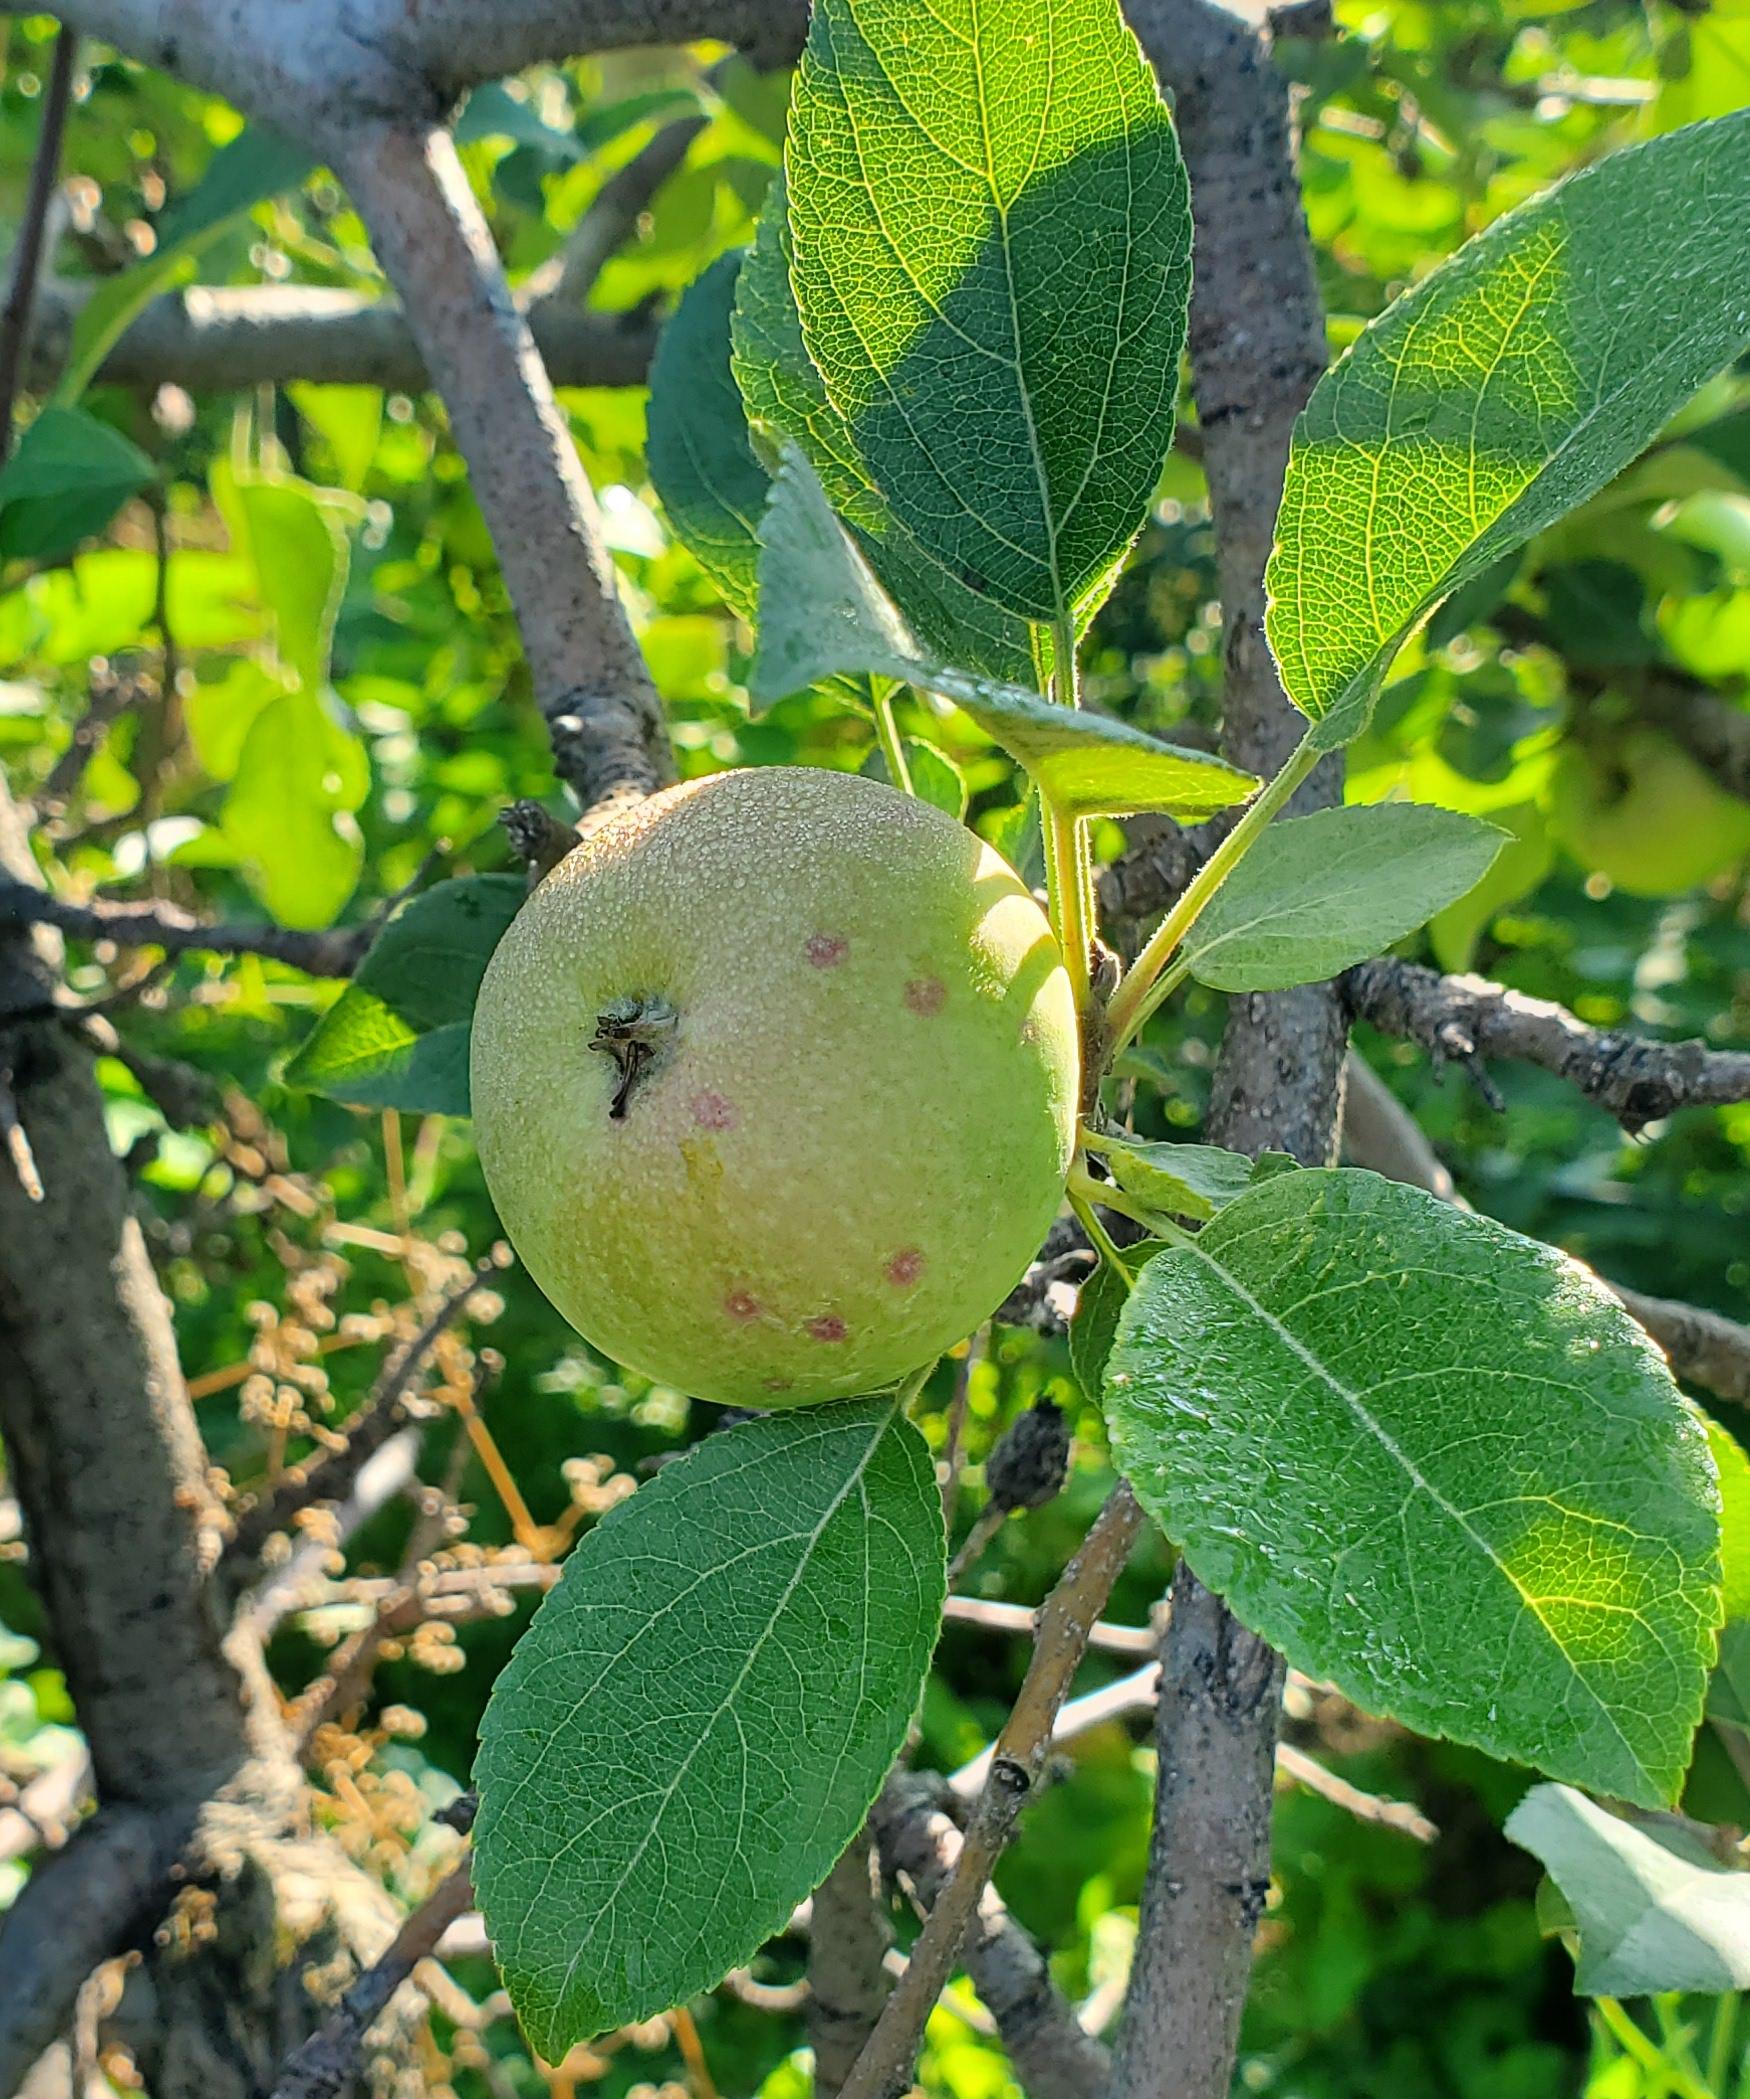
[1548, 726, 1750, 898]
[470, 766, 1079, 1408]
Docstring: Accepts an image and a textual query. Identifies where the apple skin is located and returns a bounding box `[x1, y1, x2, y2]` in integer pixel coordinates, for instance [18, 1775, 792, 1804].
[1549, 728, 1750, 898]
[470, 766, 1079, 1408]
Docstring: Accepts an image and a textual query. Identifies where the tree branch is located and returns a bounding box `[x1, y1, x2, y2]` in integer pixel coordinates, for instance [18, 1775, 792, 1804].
[873, 1774, 1111, 2099]
[28, 280, 657, 395]
[1344, 956, 1750, 1134]
[837, 1485, 1145, 2099]
[806, 1830, 892, 2099]
[1111, 6, 1338, 2095]
[331, 119, 669, 823]
[0, 878, 371, 979]
[0, 25, 76, 466]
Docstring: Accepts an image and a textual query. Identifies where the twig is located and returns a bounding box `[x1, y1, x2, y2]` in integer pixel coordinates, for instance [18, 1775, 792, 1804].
[837, 1485, 1145, 2099]
[873, 1772, 1111, 2099]
[523, 108, 709, 308]
[1273, 1741, 1436, 1843]
[267, 1860, 476, 2099]
[943, 1593, 1156, 1657]
[0, 25, 76, 466]
[224, 1251, 503, 1572]
[0, 878, 371, 978]
[37, 671, 146, 819]
[332, 119, 669, 824]
[0, 1070, 43, 1202]
[1344, 956, 1750, 1134]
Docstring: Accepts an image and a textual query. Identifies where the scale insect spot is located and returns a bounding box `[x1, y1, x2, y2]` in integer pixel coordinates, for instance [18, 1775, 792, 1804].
[806, 933, 848, 968]
[724, 1290, 761, 1322]
[806, 1314, 848, 1344]
[690, 1091, 737, 1130]
[904, 976, 946, 1016]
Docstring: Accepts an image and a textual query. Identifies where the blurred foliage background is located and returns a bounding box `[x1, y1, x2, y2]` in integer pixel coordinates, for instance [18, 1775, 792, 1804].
[1, 2, 1748, 2093]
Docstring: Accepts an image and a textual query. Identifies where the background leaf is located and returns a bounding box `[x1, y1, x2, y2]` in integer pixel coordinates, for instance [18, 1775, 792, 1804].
[785, 0, 1191, 626]
[1181, 803, 1506, 991]
[213, 466, 351, 694]
[1268, 109, 1750, 748]
[1105, 1170, 1721, 1807]
[1085, 1135, 1263, 1222]
[1507, 1783, 1750, 1996]
[0, 407, 154, 561]
[472, 1399, 945, 2055]
[647, 252, 770, 617]
[286, 875, 526, 1108]
[223, 691, 367, 930]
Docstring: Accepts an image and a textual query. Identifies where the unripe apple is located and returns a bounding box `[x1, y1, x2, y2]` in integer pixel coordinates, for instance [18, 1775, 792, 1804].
[470, 767, 1078, 1408]
[1549, 727, 1750, 898]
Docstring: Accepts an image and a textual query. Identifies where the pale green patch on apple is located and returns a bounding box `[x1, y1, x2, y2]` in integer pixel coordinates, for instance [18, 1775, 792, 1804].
[470, 767, 1078, 1407]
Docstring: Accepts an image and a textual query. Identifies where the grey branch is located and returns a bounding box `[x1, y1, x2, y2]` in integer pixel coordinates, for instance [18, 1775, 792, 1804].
[0, 877, 370, 979]
[29, 280, 657, 394]
[332, 119, 670, 822]
[874, 1774, 1112, 2099]
[1344, 956, 1750, 1134]
[806, 1830, 893, 2099]
[0, 25, 76, 464]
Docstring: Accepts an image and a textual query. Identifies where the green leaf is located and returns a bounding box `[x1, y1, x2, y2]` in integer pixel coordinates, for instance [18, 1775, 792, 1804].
[732, 182, 1032, 683]
[0, 408, 154, 561]
[58, 126, 316, 406]
[752, 450, 1255, 822]
[1709, 1419, 1750, 1625]
[1268, 110, 1750, 749]
[214, 466, 350, 694]
[1084, 1134, 1264, 1223]
[224, 690, 367, 930]
[286, 876, 525, 1107]
[473, 1398, 945, 2054]
[1104, 1170, 1721, 1806]
[1180, 803, 1506, 992]
[861, 737, 968, 820]
[1507, 1783, 1750, 1996]
[647, 254, 771, 618]
[785, 0, 1191, 627]
[288, 385, 384, 495]
[1070, 1241, 1165, 1407]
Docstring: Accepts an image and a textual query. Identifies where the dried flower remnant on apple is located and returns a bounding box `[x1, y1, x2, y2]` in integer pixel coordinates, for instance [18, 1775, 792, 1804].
[470, 767, 1080, 1408]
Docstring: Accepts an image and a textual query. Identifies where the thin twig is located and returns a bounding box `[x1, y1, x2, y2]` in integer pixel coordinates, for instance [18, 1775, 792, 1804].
[224, 1250, 505, 1572]
[1273, 1741, 1436, 1843]
[942, 1593, 1156, 1657]
[837, 1485, 1145, 2099]
[37, 671, 147, 819]
[267, 1860, 476, 2099]
[523, 107, 709, 308]
[0, 1071, 43, 1202]
[0, 25, 76, 466]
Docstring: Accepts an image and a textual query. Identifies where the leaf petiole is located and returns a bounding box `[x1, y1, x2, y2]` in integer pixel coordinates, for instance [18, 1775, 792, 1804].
[870, 678, 915, 796]
[1105, 727, 1322, 1053]
[1067, 1180, 1136, 1291]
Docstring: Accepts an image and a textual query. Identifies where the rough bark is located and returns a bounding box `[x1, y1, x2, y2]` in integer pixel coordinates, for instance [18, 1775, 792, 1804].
[805, 1831, 892, 2099]
[1110, 7, 1339, 2096]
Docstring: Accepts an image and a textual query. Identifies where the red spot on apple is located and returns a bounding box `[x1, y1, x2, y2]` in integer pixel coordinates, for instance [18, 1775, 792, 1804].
[806, 1314, 848, 1343]
[886, 1247, 926, 1287]
[724, 1289, 761, 1322]
[904, 975, 946, 1016]
[690, 1090, 737, 1130]
[806, 933, 848, 968]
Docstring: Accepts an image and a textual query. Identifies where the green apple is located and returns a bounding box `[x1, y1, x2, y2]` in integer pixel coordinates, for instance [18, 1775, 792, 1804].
[1548, 727, 1750, 898]
[470, 766, 1078, 1408]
